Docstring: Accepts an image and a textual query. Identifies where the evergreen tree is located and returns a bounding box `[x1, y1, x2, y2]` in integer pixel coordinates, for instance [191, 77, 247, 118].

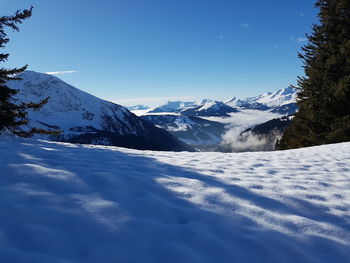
[279, 0, 350, 149]
[0, 7, 53, 137]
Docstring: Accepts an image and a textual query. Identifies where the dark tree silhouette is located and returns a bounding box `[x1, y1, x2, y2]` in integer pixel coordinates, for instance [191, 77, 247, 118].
[0, 7, 54, 137]
[279, 0, 350, 149]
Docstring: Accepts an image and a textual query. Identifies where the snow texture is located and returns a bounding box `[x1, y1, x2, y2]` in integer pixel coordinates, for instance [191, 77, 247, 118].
[1, 136, 350, 262]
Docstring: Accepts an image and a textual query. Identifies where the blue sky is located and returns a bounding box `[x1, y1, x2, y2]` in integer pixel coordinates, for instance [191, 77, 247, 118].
[2, 0, 318, 107]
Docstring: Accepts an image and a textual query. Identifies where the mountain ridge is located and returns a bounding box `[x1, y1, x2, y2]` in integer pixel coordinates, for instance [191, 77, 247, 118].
[7, 71, 191, 151]
[135, 86, 298, 116]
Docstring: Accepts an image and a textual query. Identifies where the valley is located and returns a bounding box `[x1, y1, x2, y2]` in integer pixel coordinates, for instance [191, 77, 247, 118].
[9, 70, 298, 152]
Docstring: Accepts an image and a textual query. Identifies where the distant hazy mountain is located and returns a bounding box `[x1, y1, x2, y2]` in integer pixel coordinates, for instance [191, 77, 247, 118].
[148, 101, 198, 113]
[126, 105, 150, 111]
[8, 71, 191, 151]
[181, 101, 238, 117]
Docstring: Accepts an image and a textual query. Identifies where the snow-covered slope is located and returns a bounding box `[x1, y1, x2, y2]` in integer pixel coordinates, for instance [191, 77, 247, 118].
[1, 136, 350, 262]
[225, 97, 270, 111]
[7, 71, 189, 151]
[181, 101, 238, 117]
[141, 114, 226, 147]
[148, 101, 198, 113]
[246, 86, 297, 107]
[199, 98, 213, 105]
[270, 102, 298, 115]
[225, 97, 248, 108]
[126, 105, 150, 111]
[10, 71, 137, 135]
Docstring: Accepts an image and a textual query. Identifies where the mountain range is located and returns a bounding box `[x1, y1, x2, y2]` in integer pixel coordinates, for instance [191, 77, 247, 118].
[148, 101, 198, 113]
[8, 71, 190, 151]
[180, 101, 239, 117]
[136, 86, 298, 117]
[128, 86, 298, 150]
[8, 71, 299, 152]
[245, 86, 297, 107]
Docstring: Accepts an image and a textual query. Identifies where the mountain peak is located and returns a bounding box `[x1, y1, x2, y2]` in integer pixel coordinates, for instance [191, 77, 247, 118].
[181, 100, 238, 117]
[245, 87, 297, 107]
[149, 101, 198, 113]
[6, 71, 190, 151]
[200, 99, 213, 105]
[126, 105, 150, 111]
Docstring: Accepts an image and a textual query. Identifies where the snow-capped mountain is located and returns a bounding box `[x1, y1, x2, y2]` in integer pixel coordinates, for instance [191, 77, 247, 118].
[7, 71, 190, 151]
[139, 86, 297, 119]
[126, 105, 150, 111]
[181, 101, 238, 117]
[270, 102, 298, 115]
[225, 97, 270, 111]
[225, 97, 249, 108]
[246, 86, 297, 107]
[200, 99, 214, 105]
[141, 114, 227, 147]
[148, 101, 198, 113]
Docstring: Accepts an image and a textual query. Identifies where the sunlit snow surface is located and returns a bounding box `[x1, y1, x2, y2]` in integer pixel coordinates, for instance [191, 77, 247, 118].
[1, 136, 350, 262]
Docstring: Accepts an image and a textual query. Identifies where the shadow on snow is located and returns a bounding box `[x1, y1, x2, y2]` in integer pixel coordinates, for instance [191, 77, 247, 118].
[0, 139, 349, 263]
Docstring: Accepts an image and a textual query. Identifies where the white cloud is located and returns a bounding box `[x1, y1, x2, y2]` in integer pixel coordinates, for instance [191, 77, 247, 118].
[290, 36, 307, 43]
[241, 22, 249, 29]
[297, 37, 307, 43]
[218, 110, 284, 152]
[221, 128, 269, 152]
[45, 70, 77, 75]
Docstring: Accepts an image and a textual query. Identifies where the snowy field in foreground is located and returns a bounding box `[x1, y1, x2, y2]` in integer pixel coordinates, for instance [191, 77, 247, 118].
[1, 136, 350, 263]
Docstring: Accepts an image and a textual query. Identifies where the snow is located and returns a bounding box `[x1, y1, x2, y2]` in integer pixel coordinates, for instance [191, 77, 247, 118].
[1, 136, 350, 262]
[246, 87, 297, 107]
[10, 71, 106, 131]
[8, 71, 145, 137]
[130, 109, 152, 116]
[132, 111, 180, 116]
[197, 101, 234, 112]
[166, 116, 198, 132]
[149, 101, 198, 113]
[225, 97, 248, 108]
[198, 101, 219, 111]
[126, 105, 150, 111]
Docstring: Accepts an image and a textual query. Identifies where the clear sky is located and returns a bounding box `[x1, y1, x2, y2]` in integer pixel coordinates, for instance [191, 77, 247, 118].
[2, 0, 318, 107]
